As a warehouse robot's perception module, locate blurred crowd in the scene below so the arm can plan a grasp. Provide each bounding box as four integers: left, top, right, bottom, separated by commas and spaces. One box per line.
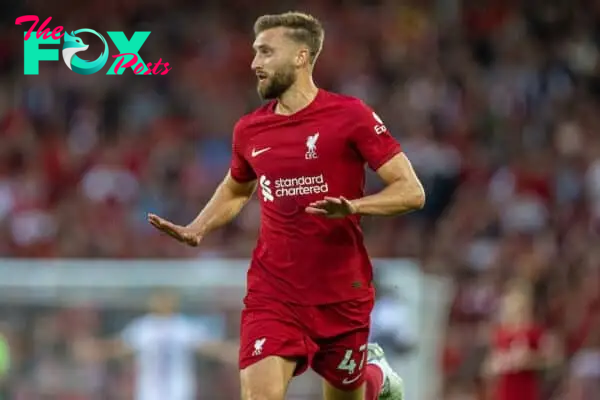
1, 0, 600, 398
0, 296, 240, 400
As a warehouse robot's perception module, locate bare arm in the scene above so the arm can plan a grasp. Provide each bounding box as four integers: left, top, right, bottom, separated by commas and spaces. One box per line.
187, 171, 256, 236
73, 337, 133, 362
483, 333, 563, 377
305, 153, 425, 218
103, 338, 133, 359
350, 153, 425, 216
482, 350, 510, 376
522, 333, 564, 370
148, 171, 256, 245
196, 340, 239, 365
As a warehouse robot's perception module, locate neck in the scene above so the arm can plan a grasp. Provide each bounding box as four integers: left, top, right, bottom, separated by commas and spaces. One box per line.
504, 316, 530, 328
275, 74, 318, 116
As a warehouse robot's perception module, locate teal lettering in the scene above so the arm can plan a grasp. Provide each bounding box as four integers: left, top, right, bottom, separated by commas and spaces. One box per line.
23, 32, 59, 75
106, 32, 150, 74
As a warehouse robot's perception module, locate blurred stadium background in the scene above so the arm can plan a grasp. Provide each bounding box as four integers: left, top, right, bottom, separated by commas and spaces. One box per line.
1, 0, 600, 399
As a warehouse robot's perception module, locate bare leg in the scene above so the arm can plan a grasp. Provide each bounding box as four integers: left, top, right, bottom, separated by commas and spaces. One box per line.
322, 381, 366, 400
240, 355, 297, 400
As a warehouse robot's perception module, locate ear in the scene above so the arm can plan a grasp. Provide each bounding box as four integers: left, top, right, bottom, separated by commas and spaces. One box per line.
296, 48, 310, 67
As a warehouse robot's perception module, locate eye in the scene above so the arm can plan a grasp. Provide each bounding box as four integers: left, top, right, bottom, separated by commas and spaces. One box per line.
254, 46, 273, 56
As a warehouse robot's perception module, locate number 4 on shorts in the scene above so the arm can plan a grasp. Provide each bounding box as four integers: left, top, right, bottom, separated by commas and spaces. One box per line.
337, 344, 367, 375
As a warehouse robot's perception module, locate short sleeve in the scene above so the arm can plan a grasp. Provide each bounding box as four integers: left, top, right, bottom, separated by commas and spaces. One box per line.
528, 326, 544, 350
350, 102, 402, 171
180, 319, 208, 345
121, 318, 143, 349
230, 120, 257, 183
181, 315, 226, 346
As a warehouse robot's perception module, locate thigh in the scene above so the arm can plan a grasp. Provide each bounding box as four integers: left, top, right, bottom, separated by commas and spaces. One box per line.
240, 355, 297, 400
322, 380, 365, 400
239, 297, 318, 376
312, 329, 370, 391
310, 298, 373, 392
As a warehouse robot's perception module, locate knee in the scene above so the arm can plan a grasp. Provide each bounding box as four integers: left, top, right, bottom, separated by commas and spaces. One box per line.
241, 382, 285, 400
239, 355, 296, 400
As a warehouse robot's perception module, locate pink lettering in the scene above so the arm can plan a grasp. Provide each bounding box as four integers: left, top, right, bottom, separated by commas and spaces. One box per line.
15, 15, 64, 41
51, 26, 63, 40
35, 17, 52, 40
15, 15, 39, 41
143, 62, 153, 75
133, 62, 145, 75
161, 63, 172, 75
151, 59, 165, 75
112, 53, 139, 74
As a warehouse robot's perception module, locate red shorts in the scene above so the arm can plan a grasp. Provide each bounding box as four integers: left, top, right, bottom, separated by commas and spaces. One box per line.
239, 295, 374, 390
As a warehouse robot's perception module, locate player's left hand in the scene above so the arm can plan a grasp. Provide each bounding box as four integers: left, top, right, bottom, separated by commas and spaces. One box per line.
305, 196, 357, 218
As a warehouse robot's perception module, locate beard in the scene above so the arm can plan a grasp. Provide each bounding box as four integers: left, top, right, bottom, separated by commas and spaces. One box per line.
257, 65, 296, 100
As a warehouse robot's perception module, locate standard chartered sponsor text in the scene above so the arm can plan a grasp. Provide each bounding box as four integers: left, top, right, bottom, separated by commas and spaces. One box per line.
274, 174, 329, 197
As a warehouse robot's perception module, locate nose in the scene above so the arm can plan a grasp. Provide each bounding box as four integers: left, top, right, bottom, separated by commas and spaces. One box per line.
251, 54, 261, 71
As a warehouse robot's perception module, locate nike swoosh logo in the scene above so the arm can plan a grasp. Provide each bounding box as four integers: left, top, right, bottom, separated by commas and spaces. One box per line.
342, 374, 362, 385
251, 147, 271, 157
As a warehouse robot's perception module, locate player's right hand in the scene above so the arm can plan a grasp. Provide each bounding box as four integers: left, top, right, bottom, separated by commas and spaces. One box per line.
147, 213, 202, 246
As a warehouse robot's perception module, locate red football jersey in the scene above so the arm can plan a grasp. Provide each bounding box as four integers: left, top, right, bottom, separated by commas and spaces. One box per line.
493, 325, 543, 400
230, 89, 402, 304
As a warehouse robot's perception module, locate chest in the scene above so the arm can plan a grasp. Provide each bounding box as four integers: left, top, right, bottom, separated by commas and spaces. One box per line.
245, 119, 352, 177
496, 329, 539, 350
138, 322, 185, 348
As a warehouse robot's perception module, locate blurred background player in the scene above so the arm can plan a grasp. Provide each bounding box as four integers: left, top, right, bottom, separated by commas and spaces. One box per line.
482, 282, 562, 400
148, 10, 424, 400
370, 286, 416, 356
77, 290, 237, 400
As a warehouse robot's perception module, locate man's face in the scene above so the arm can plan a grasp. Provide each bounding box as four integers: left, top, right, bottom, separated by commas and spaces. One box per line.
149, 292, 178, 315
500, 291, 531, 324
251, 27, 301, 99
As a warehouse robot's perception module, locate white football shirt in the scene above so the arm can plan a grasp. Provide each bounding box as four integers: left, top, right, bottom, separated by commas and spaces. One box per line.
121, 314, 212, 400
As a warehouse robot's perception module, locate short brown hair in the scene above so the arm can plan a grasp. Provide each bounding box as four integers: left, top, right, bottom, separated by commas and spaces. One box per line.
254, 11, 324, 65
